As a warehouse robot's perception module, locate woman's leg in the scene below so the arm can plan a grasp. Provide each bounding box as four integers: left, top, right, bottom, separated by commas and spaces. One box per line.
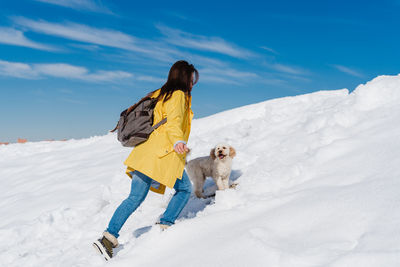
106, 171, 152, 238
159, 171, 192, 226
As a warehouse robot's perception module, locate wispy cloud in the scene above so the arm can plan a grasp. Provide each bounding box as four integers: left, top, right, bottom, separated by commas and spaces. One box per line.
0, 60, 132, 82
0, 60, 36, 79
68, 43, 101, 51
277, 73, 311, 83
157, 25, 254, 59
265, 62, 309, 75
258, 77, 287, 85
35, 63, 132, 82
260, 46, 279, 55
13, 17, 141, 51
163, 11, 191, 21
201, 68, 258, 79
11, 17, 259, 67
35, 0, 113, 14
199, 67, 258, 85
12, 17, 180, 62
0, 27, 58, 51
331, 64, 364, 77
7, 17, 308, 87
135, 75, 165, 83
199, 75, 241, 85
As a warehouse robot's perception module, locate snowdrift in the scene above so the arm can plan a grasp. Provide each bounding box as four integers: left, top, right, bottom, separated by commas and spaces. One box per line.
1, 74, 400, 267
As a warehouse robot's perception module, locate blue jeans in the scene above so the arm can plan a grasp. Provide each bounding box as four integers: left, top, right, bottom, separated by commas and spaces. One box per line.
106, 170, 192, 238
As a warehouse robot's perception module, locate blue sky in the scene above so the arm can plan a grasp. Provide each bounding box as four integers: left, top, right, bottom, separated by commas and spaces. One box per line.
1, 0, 399, 142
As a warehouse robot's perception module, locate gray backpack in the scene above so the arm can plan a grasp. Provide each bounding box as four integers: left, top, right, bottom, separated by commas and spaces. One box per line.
110, 92, 167, 147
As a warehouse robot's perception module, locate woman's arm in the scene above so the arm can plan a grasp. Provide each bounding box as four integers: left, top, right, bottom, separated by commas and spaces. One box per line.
163, 90, 188, 153
174, 142, 189, 154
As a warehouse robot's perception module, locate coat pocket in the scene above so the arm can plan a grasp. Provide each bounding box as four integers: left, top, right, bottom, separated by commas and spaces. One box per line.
156, 146, 174, 158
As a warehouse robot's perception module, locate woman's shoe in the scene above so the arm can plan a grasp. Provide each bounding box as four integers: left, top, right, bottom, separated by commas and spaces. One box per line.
156, 222, 170, 231
93, 232, 118, 261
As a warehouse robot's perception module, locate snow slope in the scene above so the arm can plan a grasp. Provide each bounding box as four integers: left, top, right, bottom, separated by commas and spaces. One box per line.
1, 74, 400, 267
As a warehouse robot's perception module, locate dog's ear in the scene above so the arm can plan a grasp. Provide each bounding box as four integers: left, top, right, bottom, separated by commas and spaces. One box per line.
229, 146, 236, 158
210, 148, 216, 160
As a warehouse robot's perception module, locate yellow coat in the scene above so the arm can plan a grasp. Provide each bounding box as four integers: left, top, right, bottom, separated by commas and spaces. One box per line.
123, 89, 193, 194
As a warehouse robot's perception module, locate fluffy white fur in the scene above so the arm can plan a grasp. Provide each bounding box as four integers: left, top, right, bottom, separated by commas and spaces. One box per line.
186, 144, 236, 198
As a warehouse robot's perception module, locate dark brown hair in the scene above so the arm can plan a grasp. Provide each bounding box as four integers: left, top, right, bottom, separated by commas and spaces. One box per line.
157, 60, 199, 102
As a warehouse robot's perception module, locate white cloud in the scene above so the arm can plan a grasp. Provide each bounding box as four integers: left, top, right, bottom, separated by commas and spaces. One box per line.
260, 46, 279, 55
11, 18, 260, 67
199, 75, 241, 85
12, 17, 180, 61
262, 62, 309, 76
180, 54, 227, 68
83, 70, 132, 82
201, 67, 258, 79
34, 63, 88, 79
0, 60, 132, 82
332, 64, 364, 78
35, 0, 113, 14
269, 63, 308, 75
157, 25, 254, 59
0, 27, 57, 51
136, 75, 165, 83
199, 67, 258, 85
277, 73, 311, 83
0, 60, 36, 79
13, 17, 142, 51
69, 43, 101, 51
258, 77, 287, 85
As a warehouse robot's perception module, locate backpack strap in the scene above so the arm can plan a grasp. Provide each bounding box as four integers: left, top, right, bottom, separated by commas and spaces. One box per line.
151, 118, 167, 130
110, 89, 160, 133
126, 95, 151, 115
110, 121, 119, 133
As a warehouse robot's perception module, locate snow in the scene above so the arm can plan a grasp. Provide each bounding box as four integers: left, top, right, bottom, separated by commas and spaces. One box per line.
1, 74, 400, 267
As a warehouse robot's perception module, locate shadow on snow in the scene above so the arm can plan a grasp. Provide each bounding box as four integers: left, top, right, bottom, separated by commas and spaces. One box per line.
131, 169, 242, 240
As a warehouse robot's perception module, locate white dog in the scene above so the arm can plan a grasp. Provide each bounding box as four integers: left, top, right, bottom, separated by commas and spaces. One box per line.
186, 144, 236, 198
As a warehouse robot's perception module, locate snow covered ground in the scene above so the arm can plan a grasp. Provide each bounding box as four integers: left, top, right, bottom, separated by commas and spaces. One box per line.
1, 74, 400, 267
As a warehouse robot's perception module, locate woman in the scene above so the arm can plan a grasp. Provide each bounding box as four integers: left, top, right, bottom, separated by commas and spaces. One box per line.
93, 60, 199, 260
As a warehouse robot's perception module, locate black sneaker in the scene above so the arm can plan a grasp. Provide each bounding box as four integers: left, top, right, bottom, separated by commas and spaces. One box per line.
93, 236, 114, 261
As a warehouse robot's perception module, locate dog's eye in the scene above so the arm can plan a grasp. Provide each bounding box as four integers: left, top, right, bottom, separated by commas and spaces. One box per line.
223, 147, 226, 149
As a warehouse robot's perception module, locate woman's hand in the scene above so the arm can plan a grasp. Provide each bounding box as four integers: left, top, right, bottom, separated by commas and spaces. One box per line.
174, 142, 190, 154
